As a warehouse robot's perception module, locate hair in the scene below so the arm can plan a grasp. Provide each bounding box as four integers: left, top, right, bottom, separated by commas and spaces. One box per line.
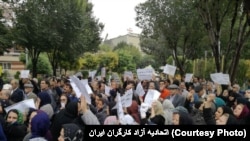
64, 82, 73, 90
40, 79, 50, 87
6, 109, 24, 124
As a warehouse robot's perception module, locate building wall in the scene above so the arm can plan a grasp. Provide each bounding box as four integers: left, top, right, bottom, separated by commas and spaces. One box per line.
0, 53, 25, 76
103, 33, 141, 51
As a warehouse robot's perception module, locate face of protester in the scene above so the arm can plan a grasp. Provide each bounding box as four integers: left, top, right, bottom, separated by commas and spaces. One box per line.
10, 80, 18, 90
172, 113, 179, 125
233, 104, 244, 118
159, 82, 165, 91
216, 114, 228, 125
7, 111, 18, 123
63, 85, 72, 94
169, 88, 177, 96
28, 111, 38, 132
24, 86, 33, 94
245, 90, 250, 99
40, 81, 48, 90
215, 107, 223, 120
222, 90, 229, 97
58, 128, 65, 141
148, 82, 155, 90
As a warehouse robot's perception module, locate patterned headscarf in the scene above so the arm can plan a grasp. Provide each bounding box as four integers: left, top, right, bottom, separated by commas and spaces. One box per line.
62, 123, 83, 141
6, 109, 24, 124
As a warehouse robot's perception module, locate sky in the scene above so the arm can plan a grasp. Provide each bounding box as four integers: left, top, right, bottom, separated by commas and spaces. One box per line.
89, 0, 147, 40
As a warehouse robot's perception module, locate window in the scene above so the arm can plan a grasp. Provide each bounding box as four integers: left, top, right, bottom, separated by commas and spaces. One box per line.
1, 62, 11, 70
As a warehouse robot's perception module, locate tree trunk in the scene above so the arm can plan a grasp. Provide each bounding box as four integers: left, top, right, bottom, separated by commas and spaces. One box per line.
32, 58, 38, 78
230, 45, 242, 84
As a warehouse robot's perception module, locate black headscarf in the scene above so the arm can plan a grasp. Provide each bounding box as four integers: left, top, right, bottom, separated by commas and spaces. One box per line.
37, 92, 51, 108
62, 123, 83, 141
64, 102, 79, 118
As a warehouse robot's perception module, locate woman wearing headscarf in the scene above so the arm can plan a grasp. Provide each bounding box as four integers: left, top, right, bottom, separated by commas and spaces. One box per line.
36, 91, 54, 119
233, 99, 250, 125
3, 109, 27, 141
162, 99, 175, 125
29, 112, 50, 141
50, 101, 80, 141
142, 100, 166, 125
23, 109, 53, 141
203, 97, 239, 125
172, 106, 194, 125
58, 123, 83, 141
127, 100, 140, 124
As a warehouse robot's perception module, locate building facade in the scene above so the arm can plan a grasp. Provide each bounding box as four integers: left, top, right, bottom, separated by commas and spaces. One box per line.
103, 33, 142, 52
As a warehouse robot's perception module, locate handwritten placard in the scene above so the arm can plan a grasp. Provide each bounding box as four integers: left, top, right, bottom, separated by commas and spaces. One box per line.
163, 64, 176, 76
185, 73, 193, 82
112, 73, 121, 84
121, 89, 133, 107
124, 71, 133, 80
144, 89, 160, 107
135, 82, 145, 96
20, 70, 30, 78
136, 68, 154, 81
210, 73, 230, 85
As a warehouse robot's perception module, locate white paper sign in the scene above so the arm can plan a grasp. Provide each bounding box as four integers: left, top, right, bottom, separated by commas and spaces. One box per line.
222, 74, 230, 85
112, 73, 121, 84
5, 99, 36, 114
80, 80, 93, 95
96, 76, 102, 81
210, 73, 230, 85
20, 70, 30, 78
70, 75, 91, 104
101, 67, 106, 77
163, 64, 176, 76
144, 89, 160, 107
124, 71, 133, 80
104, 85, 111, 96
117, 93, 124, 121
136, 68, 154, 81
121, 89, 133, 107
70, 82, 81, 98
89, 70, 97, 79
75, 72, 82, 77
81, 79, 88, 85
185, 73, 193, 82
135, 82, 145, 96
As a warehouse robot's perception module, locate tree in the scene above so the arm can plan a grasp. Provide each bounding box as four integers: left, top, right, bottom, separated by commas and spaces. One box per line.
11, 0, 103, 77
80, 52, 99, 70
113, 42, 142, 67
135, 0, 205, 76
46, 0, 104, 76
113, 50, 136, 73
27, 53, 52, 75
0, 8, 13, 54
196, 0, 250, 83
12, 0, 52, 77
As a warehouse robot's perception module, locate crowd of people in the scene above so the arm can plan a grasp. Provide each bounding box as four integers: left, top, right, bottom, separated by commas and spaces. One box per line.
0, 73, 250, 141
